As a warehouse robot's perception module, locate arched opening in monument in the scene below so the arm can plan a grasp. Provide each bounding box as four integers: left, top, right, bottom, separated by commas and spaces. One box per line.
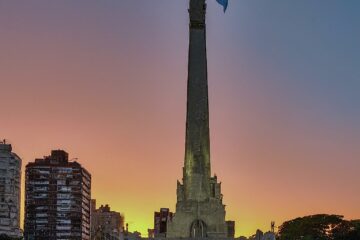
190, 219, 207, 238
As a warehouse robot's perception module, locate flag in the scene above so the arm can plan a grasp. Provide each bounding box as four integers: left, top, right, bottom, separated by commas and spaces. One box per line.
216, 0, 228, 12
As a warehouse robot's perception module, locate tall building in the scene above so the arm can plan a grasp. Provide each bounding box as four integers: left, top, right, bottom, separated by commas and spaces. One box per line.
153, 208, 173, 238
90, 199, 124, 240
24, 150, 91, 240
166, 0, 232, 238
147, 229, 155, 238
226, 221, 235, 238
0, 140, 22, 238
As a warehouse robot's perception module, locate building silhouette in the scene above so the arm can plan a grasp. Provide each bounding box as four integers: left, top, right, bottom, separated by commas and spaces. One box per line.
122, 223, 141, 240
153, 208, 173, 238
90, 199, 124, 240
166, 0, 233, 238
226, 221, 235, 238
0, 140, 22, 238
24, 150, 91, 240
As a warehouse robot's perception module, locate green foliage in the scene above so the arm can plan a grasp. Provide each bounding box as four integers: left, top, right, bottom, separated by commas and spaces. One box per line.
277, 214, 360, 240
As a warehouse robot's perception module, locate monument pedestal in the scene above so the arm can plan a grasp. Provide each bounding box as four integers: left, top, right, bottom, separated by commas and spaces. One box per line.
167, 177, 227, 238
167, 199, 227, 238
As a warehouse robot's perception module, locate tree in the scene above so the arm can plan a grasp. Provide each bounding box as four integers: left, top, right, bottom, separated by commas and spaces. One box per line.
331, 220, 360, 240
277, 214, 360, 240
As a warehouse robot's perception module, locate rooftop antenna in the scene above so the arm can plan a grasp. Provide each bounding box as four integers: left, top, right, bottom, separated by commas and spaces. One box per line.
271, 221, 275, 233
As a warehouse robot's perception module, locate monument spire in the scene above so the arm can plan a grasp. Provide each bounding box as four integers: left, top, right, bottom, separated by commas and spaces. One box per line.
183, 0, 211, 201
167, 1, 230, 237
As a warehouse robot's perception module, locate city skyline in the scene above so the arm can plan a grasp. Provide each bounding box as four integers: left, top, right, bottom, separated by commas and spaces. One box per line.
1, 0, 360, 237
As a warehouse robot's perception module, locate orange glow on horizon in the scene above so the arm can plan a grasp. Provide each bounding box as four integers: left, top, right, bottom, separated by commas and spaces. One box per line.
1, 1, 359, 238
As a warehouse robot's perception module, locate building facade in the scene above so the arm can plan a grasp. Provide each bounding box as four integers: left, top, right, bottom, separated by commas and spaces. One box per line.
226, 221, 235, 238
90, 200, 124, 240
0, 141, 22, 238
24, 150, 91, 240
153, 208, 173, 238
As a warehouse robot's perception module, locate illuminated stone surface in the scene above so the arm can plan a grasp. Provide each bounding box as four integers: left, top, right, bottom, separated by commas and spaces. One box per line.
166, 0, 229, 238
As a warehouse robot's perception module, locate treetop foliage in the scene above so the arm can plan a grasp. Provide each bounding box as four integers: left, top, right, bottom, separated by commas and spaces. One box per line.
277, 214, 360, 240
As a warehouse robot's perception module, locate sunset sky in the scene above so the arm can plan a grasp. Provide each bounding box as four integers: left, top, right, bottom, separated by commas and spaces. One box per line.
1, 0, 359, 237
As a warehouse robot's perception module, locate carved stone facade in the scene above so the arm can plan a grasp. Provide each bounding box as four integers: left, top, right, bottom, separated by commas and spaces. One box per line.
168, 177, 227, 238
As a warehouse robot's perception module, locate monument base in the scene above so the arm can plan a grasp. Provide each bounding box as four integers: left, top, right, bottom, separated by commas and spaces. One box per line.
166, 177, 228, 238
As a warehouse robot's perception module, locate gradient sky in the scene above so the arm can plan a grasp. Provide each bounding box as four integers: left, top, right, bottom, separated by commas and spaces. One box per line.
1, 0, 359, 237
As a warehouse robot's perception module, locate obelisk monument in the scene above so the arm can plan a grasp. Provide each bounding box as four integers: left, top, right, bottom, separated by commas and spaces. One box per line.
166, 0, 229, 238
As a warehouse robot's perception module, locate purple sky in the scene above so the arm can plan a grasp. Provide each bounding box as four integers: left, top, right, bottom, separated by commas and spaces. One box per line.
0, 0, 359, 237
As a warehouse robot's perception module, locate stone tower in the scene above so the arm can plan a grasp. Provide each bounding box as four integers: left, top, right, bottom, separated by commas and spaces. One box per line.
166, 0, 228, 238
